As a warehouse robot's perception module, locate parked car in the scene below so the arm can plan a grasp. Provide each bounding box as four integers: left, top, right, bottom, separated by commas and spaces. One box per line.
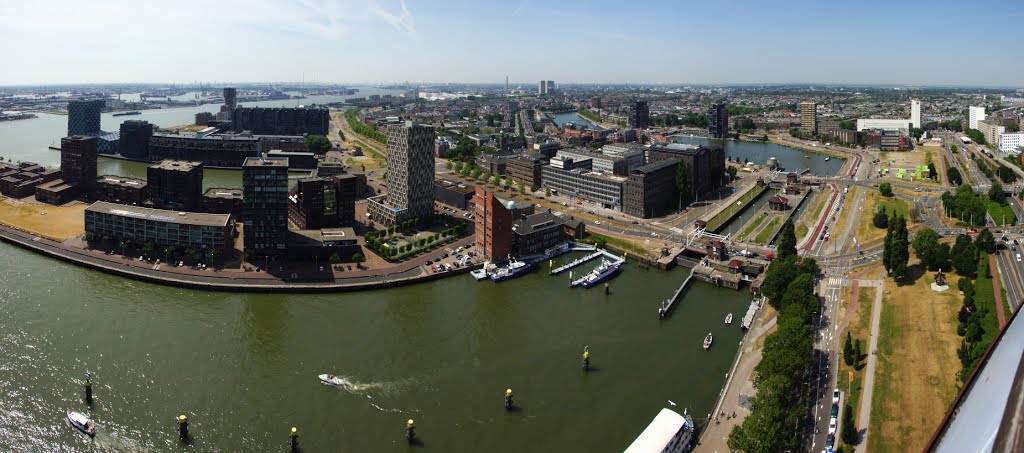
830, 403, 838, 418
832, 389, 840, 404
828, 418, 837, 435
826, 433, 836, 450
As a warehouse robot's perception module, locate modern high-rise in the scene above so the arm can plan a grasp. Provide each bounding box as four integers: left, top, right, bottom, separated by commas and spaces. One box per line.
910, 100, 921, 129
243, 156, 290, 255
367, 121, 436, 226
119, 120, 153, 158
60, 135, 98, 188
969, 106, 986, 130
800, 102, 817, 134
647, 143, 726, 204
632, 101, 650, 129
538, 81, 546, 95
67, 100, 104, 136
223, 87, 237, 109
708, 103, 729, 139
147, 159, 204, 211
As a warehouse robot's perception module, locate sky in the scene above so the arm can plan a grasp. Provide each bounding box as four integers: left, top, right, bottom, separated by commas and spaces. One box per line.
0, 0, 1022, 87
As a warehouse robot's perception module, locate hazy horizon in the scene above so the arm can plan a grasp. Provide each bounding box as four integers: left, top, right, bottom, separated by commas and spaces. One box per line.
1, 0, 1022, 87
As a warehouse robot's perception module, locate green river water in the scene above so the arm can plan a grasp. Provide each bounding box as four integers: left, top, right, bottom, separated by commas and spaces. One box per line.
0, 245, 752, 451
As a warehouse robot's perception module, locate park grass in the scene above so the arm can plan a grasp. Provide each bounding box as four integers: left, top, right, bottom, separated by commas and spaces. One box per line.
868, 265, 961, 453
984, 199, 1018, 227
973, 267, 1002, 348
855, 190, 914, 246
0, 198, 86, 241
795, 223, 808, 241
837, 286, 875, 438
705, 184, 766, 232
583, 232, 652, 258
753, 217, 781, 244
735, 211, 767, 241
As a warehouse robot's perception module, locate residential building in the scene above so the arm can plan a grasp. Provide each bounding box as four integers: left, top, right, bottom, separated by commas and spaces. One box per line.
977, 120, 1006, 147
147, 160, 204, 211
555, 148, 632, 175
194, 112, 215, 126
646, 143, 725, 203
223, 87, 237, 109
969, 106, 986, 130
0, 162, 60, 198
95, 175, 148, 205
61, 135, 98, 188
473, 187, 514, 262
999, 133, 1024, 154
367, 121, 436, 226
67, 100, 103, 136
202, 188, 244, 217
231, 107, 329, 136
287, 176, 355, 230
506, 154, 549, 189
633, 101, 650, 129
856, 99, 921, 131
590, 98, 602, 109
800, 102, 817, 134
434, 180, 475, 210
622, 159, 680, 218
708, 103, 728, 138
541, 162, 626, 211
267, 150, 316, 169
477, 153, 513, 175
119, 120, 153, 159
149, 132, 262, 167
243, 156, 290, 255
816, 115, 840, 135
84, 201, 232, 251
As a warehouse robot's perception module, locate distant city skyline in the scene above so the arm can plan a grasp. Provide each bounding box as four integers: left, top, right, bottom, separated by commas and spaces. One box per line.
1, 0, 1022, 87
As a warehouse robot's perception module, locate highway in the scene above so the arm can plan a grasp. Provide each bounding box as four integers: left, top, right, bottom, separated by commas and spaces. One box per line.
995, 241, 1024, 312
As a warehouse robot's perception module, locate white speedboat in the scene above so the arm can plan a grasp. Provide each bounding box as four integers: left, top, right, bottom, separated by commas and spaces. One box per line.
67, 409, 96, 437
725, 313, 733, 324
703, 333, 713, 350
319, 374, 348, 386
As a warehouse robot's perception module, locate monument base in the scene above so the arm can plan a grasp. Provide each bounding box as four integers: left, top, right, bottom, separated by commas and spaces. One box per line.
931, 283, 949, 292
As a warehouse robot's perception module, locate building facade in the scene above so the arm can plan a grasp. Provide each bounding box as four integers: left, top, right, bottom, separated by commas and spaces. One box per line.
231, 107, 329, 136
367, 122, 436, 226
147, 160, 204, 211
119, 120, 153, 159
999, 133, 1024, 154
969, 106, 986, 130
203, 188, 244, 217
149, 133, 262, 168
540, 164, 626, 211
555, 148, 632, 175
708, 103, 729, 139
473, 187, 514, 262
243, 156, 290, 255
434, 180, 475, 210
647, 143, 725, 204
67, 100, 104, 136
622, 159, 680, 218
85, 201, 232, 251
633, 101, 650, 129
95, 175, 148, 205
799, 102, 817, 134
511, 211, 582, 256
506, 154, 548, 189
287, 177, 352, 230
977, 120, 1006, 147
0, 162, 60, 198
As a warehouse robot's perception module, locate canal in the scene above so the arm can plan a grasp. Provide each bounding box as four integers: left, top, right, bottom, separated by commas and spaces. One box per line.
670, 136, 846, 176
551, 111, 603, 130
0, 246, 753, 451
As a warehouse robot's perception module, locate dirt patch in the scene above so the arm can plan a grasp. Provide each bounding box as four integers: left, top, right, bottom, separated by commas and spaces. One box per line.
0, 197, 86, 241
868, 264, 961, 453
855, 190, 915, 246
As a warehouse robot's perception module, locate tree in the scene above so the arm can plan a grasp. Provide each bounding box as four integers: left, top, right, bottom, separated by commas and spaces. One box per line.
947, 166, 963, 186
843, 332, 854, 366
329, 253, 341, 264
951, 234, 979, 277
517, 180, 526, 194
776, 219, 798, 260
841, 402, 858, 445
854, 339, 863, 365
989, 182, 1006, 205
975, 228, 996, 254
675, 160, 692, 209
304, 135, 332, 154
873, 206, 889, 229
726, 166, 738, 182
912, 227, 940, 269
445, 161, 453, 170
928, 162, 938, 181
545, 187, 551, 197
883, 215, 909, 279
878, 182, 893, 197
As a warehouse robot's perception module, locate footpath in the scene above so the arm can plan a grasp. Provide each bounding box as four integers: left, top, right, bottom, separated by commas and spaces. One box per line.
0, 222, 475, 292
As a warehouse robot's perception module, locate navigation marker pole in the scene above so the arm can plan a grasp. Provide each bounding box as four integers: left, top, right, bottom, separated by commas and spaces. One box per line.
178, 415, 189, 440
290, 426, 299, 451
406, 419, 416, 443
84, 371, 92, 404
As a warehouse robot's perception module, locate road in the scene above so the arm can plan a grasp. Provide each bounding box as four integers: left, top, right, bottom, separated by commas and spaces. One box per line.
808, 273, 846, 451
994, 244, 1024, 312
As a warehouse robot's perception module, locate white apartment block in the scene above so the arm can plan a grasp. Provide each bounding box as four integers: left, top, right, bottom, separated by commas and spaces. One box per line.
968, 106, 986, 130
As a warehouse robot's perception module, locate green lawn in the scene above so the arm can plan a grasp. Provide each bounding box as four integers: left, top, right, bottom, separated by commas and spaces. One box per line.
796, 223, 809, 240
736, 212, 767, 241
706, 185, 766, 232
583, 232, 648, 257
985, 199, 1017, 226
753, 217, 781, 244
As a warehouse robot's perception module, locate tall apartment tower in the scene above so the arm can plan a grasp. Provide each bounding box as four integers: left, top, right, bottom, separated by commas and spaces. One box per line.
969, 106, 986, 130
147, 159, 204, 211
243, 156, 290, 255
60, 135, 98, 189
538, 81, 547, 95
633, 101, 650, 129
800, 102, 817, 134
223, 87, 237, 109
67, 100, 104, 136
545, 80, 555, 94
367, 121, 436, 226
708, 103, 729, 139
119, 120, 153, 158
910, 100, 921, 129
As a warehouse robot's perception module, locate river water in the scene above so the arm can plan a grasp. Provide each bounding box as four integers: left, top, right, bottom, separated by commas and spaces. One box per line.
0, 247, 751, 451
551, 112, 602, 130
670, 136, 845, 177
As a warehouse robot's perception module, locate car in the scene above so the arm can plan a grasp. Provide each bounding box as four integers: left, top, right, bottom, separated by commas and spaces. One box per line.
425, 260, 432, 266
830, 403, 838, 418
587, 211, 595, 215
594, 221, 601, 225
832, 389, 840, 404
631, 220, 639, 225
607, 216, 613, 220
441, 253, 449, 258
828, 418, 837, 435
1018, 253, 1022, 263
1015, 239, 1020, 245
826, 433, 836, 450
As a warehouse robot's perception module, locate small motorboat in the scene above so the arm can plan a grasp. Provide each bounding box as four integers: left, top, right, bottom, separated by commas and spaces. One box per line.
725, 313, 733, 324
825, 156, 831, 161
319, 374, 347, 386
703, 333, 713, 350
67, 409, 96, 437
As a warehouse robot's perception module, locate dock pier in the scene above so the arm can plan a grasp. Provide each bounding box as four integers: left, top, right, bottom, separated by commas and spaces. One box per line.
550, 248, 624, 276
659, 265, 697, 318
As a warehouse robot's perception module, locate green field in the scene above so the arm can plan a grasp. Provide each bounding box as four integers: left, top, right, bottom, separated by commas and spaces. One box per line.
753, 217, 781, 244
985, 199, 1017, 226
706, 185, 766, 232
735, 212, 767, 241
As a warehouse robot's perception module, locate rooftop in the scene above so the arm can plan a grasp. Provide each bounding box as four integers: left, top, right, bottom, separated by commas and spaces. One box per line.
203, 188, 243, 199
97, 175, 146, 188
86, 201, 230, 227
243, 156, 289, 167
631, 158, 680, 174
149, 159, 201, 172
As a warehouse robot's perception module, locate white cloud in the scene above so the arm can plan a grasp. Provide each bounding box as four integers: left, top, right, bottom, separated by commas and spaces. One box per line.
369, 0, 416, 39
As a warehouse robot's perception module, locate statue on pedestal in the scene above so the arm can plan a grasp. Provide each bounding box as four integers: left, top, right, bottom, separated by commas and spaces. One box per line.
935, 268, 946, 287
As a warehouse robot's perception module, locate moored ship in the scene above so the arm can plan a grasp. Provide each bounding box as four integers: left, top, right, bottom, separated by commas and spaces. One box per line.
571, 259, 622, 288
490, 258, 534, 282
